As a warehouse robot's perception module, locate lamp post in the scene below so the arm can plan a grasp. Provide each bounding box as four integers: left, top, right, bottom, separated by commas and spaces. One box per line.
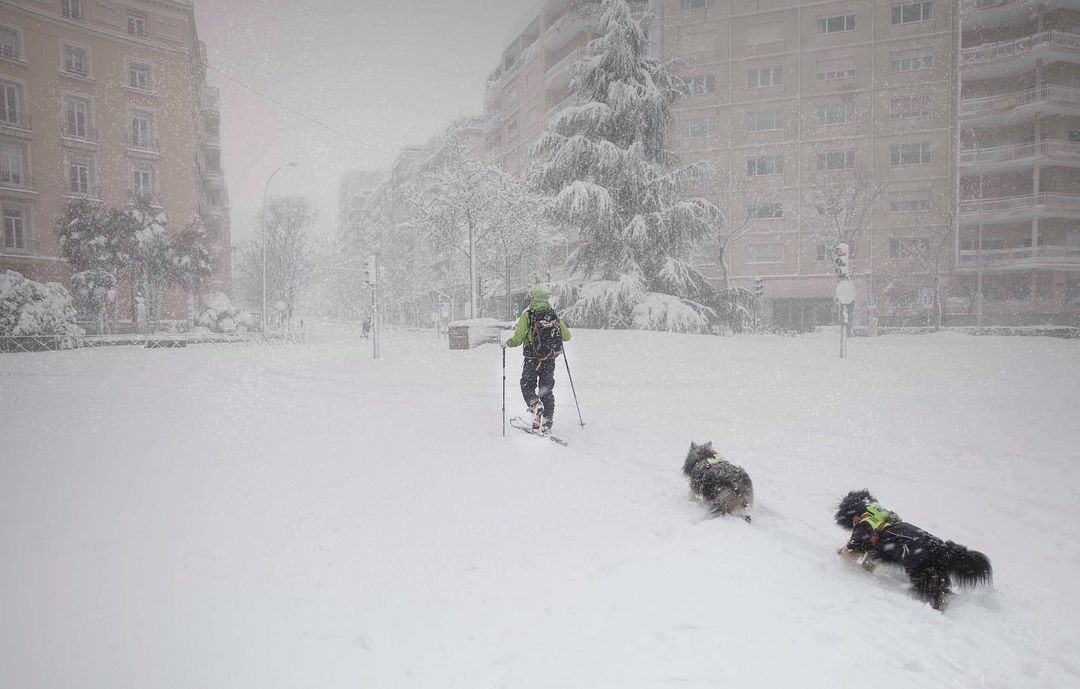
261, 162, 298, 332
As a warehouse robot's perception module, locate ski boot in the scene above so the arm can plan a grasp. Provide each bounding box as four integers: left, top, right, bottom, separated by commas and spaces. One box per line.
529, 400, 545, 430
541, 414, 554, 434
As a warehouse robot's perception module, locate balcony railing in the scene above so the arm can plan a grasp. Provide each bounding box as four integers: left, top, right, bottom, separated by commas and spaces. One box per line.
960, 139, 1080, 165
545, 44, 600, 84
961, 0, 1017, 12
962, 31, 1080, 65
960, 192, 1080, 215
129, 137, 160, 153
62, 123, 98, 143
0, 110, 32, 132
958, 245, 1080, 266
960, 84, 1080, 115
0, 44, 20, 60
0, 171, 34, 191
66, 184, 102, 201
1, 239, 41, 256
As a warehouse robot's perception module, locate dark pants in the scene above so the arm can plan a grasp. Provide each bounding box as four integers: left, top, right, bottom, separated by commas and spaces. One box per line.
520, 357, 556, 419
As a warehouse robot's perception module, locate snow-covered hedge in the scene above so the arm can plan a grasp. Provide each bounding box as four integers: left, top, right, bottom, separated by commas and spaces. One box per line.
0, 270, 84, 345
553, 277, 715, 334
196, 292, 254, 334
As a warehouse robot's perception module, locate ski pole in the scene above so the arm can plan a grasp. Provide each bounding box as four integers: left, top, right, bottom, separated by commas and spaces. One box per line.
562, 347, 584, 428
501, 345, 506, 437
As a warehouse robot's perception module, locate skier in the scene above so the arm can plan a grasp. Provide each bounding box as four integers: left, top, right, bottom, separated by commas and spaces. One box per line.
504, 287, 571, 432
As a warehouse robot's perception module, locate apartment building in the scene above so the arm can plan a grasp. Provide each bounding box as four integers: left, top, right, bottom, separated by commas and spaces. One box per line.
959, 0, 1080, 325
0, 0, 230, 322
483, 0, 656, 175
665, 0, 962, 329
351, 116, 486, 325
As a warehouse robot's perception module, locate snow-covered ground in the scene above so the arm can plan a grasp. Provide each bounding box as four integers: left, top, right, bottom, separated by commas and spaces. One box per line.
2, 325, 1078, 689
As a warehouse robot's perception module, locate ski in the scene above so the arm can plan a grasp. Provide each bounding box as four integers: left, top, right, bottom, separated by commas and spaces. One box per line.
509, 417, 568, 446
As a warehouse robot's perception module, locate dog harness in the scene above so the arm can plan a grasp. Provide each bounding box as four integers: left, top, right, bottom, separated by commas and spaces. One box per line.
707, 452, 727, 465
853, 503, 894, 547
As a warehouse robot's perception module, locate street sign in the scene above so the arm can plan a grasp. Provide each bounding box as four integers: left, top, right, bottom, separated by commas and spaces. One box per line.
867, 294, 877, 309
836, 280, 856, 305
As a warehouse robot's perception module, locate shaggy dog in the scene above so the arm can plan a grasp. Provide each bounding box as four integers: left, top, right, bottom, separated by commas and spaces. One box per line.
683, 441, 754, 522
835, 490, 993, 610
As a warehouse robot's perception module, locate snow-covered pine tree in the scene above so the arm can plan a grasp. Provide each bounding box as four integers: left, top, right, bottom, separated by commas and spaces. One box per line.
532, 0, 722, 332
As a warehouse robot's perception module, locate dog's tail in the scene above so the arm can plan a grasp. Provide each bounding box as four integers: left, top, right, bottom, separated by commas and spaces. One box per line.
943, 541, 993, 589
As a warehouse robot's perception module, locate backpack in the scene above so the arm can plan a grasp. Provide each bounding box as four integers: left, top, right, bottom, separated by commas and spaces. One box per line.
528, 306, 563, 361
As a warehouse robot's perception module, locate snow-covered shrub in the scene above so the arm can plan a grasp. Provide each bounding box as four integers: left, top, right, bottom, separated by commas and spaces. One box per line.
71, 269, 117, 335
196, 292, 252, 333
0, 270, 84, 345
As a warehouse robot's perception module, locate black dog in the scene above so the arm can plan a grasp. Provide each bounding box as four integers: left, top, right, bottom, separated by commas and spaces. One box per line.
835, 490, 992, 610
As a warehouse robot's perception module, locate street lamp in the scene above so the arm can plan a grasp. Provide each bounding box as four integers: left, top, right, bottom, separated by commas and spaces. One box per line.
261, 162, 298, 332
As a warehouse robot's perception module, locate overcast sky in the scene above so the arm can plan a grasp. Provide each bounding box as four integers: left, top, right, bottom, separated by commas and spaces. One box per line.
194, 0, 532, 245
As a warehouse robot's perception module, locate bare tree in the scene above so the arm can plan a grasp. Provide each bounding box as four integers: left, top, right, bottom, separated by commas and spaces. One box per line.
888, 204, 958, 330
238, 196, 316, 328
409, 144, 524, 319
799, 174, 884, 265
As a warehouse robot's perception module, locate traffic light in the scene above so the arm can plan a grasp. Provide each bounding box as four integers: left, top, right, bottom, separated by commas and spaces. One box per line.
753, 277, 765, 297
833, 243, 850, 279
364, 256, 377, 285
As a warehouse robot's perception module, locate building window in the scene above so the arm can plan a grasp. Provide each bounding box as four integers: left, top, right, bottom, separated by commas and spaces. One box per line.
815, 241, 832, 261
960, 238, 1006, 251
62, 0, 84, 20
746, 110, 783, 132
816, 101, 856, 125
128, 62, 152, 90
0, 140, 25, 187
890, 95, 931, 119
892, 2, 932, 25
127, 11, 147, 37
1069, 130, 1080, 143
889, 237, 930, 258
63, 44, 88, 76
681, 74, 716, 96
524, 70, 536, 91
682, 0, 714, 10
891, 49, 933, 72
891, 142, 932, 166
130, 110, 154, 149
64, 95, 92, 139
816, 149, 856, 171
817, 14, 855, 34
0, 26, 19, 60
746, 155, 783, 176
68, 156, 93, 195
747, 65, 783, 89
132, 163, 154, 196
749, 201, 784, 219
816, 58, 856, 82
681, 117, 716, 138
0, 82, 25, 128
889, 194, 934, 212
749, 243, 784, 263
2, 206, 26, 251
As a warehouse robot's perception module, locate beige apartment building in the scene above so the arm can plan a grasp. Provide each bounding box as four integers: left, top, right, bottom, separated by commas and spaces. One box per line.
484, 0, 1080, 328
0, 0, 229, 322
959, 0, 1080, 325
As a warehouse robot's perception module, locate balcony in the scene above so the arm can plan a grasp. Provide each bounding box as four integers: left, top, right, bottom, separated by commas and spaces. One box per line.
65, 185, 102, 202
957, 245, 1080, 271
128, 136, 160, 154
962, 31, 1080, 76
962, 1, 1074, 28
0, 44, 21, 61
61, 123, 98, 145
545, 44, 599, 90
0, 110, 32, 134
960, 85, 1080, 121
0, 171, 34, 193
960, 139, 1080, 169
546, 92, 580, 123
1, 239, 41, 257
959, 192, 1080, 220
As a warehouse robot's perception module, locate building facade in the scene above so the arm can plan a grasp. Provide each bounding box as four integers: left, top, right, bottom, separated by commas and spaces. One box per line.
0, 0, 230, 322
959, 0, 1080, 325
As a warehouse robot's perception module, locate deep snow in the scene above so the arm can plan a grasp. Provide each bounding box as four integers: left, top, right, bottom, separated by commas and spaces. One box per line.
1, 325, 1078, 689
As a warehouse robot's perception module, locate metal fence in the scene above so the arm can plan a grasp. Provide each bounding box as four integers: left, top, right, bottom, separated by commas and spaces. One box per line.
0, 330, 305, 354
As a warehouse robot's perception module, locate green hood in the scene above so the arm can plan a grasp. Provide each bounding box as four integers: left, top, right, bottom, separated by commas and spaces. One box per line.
528, 287, 551, 309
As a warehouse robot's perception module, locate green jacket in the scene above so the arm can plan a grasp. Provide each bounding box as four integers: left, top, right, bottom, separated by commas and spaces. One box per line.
506, 294, 571, 348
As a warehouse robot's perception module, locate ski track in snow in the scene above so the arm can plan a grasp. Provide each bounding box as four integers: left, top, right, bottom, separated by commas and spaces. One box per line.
1, 324, 1078, 689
